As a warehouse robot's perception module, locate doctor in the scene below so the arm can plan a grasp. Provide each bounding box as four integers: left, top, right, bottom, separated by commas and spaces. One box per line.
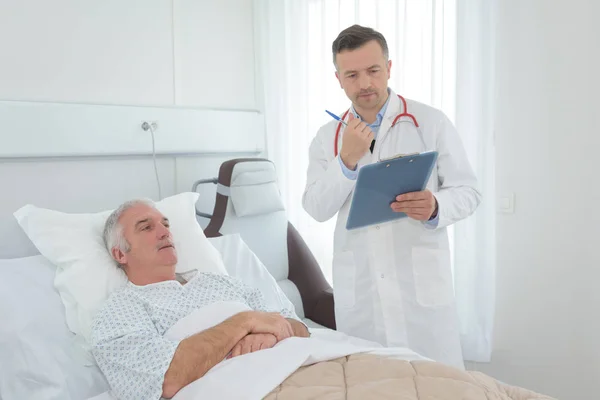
302, 25, 481, 369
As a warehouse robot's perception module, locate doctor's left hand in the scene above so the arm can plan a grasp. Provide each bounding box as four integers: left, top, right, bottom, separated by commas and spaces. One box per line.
228, 333, 278, 358
391, 189, 438, 221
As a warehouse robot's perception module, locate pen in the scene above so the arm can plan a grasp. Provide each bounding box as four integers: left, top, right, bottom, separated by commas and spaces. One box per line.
325, 110, 348, 126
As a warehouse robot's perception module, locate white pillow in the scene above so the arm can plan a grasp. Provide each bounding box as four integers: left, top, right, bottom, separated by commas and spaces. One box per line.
13, 192, 227, 344
0, 256, 110, 400
208, 233, 298, 316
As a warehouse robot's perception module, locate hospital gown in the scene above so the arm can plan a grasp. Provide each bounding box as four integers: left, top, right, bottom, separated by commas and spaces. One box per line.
90, 271, 300, 400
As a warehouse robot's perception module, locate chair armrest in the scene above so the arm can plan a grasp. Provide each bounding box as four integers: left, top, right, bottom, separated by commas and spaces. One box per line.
309, 288, 336, 330
287, 223, 336, 330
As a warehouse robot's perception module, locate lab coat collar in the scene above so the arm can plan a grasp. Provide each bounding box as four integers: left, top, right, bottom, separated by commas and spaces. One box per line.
383, 88, 402, 120
370, 89, 401, 161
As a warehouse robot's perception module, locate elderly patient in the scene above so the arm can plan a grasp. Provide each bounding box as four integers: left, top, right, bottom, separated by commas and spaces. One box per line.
90, 199, 309, 400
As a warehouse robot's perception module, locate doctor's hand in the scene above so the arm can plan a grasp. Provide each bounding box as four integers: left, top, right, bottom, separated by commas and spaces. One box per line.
391, 189, 438, 221
228, 333, 277, 359
339, 113, 375, 170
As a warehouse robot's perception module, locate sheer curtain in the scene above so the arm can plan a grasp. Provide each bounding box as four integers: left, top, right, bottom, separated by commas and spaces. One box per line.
255, 0, 496, 362
454, 0, 497, 363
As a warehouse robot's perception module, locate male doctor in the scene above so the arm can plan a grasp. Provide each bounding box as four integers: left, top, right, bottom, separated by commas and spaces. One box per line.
302, 24, 481, 369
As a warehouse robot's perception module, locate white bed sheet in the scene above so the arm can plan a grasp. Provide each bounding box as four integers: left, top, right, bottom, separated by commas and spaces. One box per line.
0, 256, 109, 400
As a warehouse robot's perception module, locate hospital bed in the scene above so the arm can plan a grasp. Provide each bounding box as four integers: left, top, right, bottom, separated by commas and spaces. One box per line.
0, 157, 556, 400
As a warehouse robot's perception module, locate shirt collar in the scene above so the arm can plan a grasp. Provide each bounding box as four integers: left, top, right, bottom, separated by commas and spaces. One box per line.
350, 88, 391, 124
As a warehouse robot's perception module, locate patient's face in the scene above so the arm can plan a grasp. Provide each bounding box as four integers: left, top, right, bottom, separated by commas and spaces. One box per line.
113, 204, 178, 273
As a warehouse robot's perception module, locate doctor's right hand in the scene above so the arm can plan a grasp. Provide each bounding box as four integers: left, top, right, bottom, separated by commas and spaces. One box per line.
339, 113, 375, 171
240, 311, 294, 342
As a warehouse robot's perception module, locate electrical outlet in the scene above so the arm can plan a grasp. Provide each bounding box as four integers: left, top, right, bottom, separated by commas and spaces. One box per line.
497, 193, 515, 214
141, 121, 158, 131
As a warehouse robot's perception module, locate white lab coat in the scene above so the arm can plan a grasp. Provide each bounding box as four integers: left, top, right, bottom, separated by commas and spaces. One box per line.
302, 90, 481, 369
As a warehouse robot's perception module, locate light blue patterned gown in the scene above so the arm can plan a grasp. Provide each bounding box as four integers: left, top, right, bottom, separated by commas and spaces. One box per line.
90, 272, 300, 400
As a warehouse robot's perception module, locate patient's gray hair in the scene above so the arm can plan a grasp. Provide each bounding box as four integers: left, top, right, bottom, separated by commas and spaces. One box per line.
103, 199, 156, 267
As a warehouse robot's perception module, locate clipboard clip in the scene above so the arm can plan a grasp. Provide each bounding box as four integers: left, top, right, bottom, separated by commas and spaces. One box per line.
379, 152, 420, 163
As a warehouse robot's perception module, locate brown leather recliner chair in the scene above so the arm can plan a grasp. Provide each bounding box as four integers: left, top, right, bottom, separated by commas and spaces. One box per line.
193, 158, 335, 330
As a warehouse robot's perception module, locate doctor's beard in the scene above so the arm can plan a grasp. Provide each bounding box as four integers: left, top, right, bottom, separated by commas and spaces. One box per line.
353, 89, 385, 111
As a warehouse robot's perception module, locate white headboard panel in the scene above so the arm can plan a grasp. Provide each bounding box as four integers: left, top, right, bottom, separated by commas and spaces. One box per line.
0, 101, 265, 157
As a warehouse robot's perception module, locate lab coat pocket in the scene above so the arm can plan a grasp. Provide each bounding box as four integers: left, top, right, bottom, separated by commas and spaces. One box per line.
411, 246, 453, 308
332, 250, 357, 309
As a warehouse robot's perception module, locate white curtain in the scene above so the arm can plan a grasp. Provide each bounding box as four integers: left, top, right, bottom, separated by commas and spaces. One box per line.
454, 0, 497, 363
255, 0, 496, 362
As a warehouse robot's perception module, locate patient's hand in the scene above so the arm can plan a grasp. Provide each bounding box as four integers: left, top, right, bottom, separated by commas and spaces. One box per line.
229, 333, 277, 358
241, 311, 294, 342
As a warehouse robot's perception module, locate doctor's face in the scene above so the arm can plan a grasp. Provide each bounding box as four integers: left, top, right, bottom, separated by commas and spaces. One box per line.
335, 40, 391, 112
113, 204, 178, 273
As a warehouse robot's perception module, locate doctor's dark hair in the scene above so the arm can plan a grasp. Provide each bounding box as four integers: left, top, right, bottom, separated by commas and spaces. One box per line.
103, 198, 156, 269
332, 24, 389, 68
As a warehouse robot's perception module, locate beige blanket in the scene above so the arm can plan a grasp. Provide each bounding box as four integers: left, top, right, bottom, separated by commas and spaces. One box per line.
265, 354, 556, 400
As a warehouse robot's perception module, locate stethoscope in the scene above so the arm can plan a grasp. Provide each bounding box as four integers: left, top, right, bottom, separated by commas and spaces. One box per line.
333, 94, 427, 161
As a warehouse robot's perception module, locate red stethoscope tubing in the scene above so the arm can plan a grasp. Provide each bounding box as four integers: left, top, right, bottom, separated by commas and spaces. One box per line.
333, 94, 418, 157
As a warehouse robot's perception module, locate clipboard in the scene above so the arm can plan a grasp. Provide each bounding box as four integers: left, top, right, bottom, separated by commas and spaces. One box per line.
346, 151, 439, 230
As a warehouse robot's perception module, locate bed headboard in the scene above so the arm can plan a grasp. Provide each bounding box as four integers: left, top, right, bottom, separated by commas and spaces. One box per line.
0, 100, 264, 158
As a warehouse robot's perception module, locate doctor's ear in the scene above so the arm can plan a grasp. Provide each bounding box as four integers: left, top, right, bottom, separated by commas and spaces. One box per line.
387, 60, 392, 77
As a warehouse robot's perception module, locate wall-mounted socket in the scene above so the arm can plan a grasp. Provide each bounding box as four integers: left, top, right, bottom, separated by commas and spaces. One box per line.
141, 121, 158, 131
497, 193, 515, 214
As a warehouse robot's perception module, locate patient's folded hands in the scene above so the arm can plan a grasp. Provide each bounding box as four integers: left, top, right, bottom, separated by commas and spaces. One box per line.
242, 311, 294, 341
229, 333, 278, 358
228, 311, 309, 358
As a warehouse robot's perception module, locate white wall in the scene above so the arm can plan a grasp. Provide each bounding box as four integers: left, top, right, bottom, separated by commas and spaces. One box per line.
0, 0, 262, 222
474, 1, 600, 399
